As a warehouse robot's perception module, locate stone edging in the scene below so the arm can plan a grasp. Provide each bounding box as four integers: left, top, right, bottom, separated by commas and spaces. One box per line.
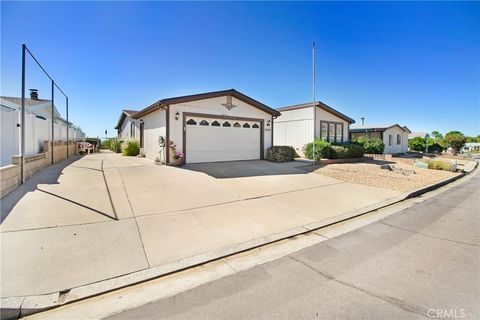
1, 160, 478, 320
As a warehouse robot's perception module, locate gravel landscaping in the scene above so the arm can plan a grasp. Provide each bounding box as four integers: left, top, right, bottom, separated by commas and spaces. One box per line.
314, 160, 460, 192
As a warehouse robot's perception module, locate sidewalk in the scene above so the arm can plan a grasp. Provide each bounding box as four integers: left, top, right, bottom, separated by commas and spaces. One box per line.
2, 151, 410, 307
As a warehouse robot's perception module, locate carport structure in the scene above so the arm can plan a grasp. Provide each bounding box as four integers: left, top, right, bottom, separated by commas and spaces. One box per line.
131, 89, 281, 164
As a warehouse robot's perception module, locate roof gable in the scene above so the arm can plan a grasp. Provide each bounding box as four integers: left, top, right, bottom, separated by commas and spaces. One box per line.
276, 101, 355, 123
115, 109, 138, 129
133, 89, 280, 119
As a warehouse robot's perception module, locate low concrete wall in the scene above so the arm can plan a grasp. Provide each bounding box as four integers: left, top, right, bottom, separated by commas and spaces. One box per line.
0, 141, 78, 199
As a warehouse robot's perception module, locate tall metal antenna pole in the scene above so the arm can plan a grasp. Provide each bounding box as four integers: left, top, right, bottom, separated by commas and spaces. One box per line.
312, 42, 316, 165
21, 44, 26, 184
51, 80, 55, 164
66, 96, 69, 158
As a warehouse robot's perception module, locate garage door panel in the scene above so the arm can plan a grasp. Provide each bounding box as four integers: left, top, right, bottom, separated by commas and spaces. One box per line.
185, 117, 261, 164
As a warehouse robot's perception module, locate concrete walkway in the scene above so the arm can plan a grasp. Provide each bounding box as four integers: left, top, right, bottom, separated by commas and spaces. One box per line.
1, 152, 401, 298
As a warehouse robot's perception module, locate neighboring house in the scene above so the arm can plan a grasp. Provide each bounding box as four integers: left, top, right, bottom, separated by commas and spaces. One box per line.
349, 124, 411, 154
115, 109, 139, 140
461, 143, 480, 153
0, 89, 84, 166
273, 101, 355, 152
409, 132, 430, 140
131, 89, 280, 164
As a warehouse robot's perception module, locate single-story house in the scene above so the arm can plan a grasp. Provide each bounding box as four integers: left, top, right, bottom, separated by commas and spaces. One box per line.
273, 101, 355, 152
115, 109, 139, 140
461, 142, 480, 153
131, 89, 281, 164
349, 124, 411, 154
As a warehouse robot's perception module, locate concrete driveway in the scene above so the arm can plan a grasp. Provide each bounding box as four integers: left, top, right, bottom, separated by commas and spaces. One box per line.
1, 152, 401, 298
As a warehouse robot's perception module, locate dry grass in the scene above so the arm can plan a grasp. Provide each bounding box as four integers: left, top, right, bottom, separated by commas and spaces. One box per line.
314, 160, 460, 192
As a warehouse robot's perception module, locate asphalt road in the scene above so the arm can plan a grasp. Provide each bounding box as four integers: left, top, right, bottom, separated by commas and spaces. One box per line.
109, 173, 480, 320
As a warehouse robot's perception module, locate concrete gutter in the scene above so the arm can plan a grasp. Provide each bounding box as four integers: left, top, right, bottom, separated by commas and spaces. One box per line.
1, 161, 478, 320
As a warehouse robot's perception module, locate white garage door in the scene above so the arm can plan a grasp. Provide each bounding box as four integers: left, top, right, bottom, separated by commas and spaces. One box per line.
185, 116, 261, 163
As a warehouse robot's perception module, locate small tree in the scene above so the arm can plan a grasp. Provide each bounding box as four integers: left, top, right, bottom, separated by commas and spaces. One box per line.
444, 131, 466, 153
408, 137, 426, 152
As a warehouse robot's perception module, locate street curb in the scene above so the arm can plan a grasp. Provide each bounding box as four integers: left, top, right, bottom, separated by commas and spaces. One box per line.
1, 161, 478, 319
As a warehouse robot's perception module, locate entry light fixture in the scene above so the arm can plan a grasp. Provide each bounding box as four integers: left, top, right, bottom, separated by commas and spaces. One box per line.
175, 112, 180, 121
267, 119, 271, 127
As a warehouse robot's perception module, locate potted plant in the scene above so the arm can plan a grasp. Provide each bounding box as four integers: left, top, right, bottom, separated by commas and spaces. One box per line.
169, 141, 184, 166
174, 152, 184, 166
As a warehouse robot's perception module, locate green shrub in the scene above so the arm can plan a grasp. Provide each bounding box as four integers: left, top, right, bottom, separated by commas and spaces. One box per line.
122, 140, 140, 156
303, 139, 332, 160
110, 139, 122, 153
409, 137, 426, 152
330, 145, 348, 159
355, 136, 385, 154
330, 143, 365, 159
101, 139, 112, 149
427, 160, 453, 171
266, 146, 298, 162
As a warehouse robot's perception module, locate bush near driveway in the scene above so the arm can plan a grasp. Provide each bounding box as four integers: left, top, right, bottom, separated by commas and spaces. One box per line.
110, 139, 122, 153
354, 136, 385, 154
428, 160, 455, 171
303, 139, 332, 160
330, 143, 365, 159
266, 146, 298, 162
122, 140, 140, 156
304, 140, 364, 160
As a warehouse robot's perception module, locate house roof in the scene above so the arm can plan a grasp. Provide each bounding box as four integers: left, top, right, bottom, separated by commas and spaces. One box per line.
132, 89, 281, 119
276, 101, 355, 124
409, 132, 430, 139
0, 96, 50, 107
350, 124, 410, 133
115, 109, 139, 129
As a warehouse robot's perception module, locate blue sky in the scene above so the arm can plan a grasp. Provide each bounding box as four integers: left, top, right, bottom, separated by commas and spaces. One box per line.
1, 1, 479, 137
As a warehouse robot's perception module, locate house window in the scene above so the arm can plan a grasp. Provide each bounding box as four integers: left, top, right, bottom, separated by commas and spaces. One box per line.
211, 121, 221, 127
388, 135, 393, 146
321, 123, 328, 140
243, 123, 251, 128
397, 134, 401, 145
328, 123, 335, 142
186, 119, 197, 125
336, 123, 343, 142
130, 122, 135, 138
320, 121, 344, 142
199, 120, 209, 126
233, 122, 241, 128
252, 123, 259, 128
223, 121, 231, 127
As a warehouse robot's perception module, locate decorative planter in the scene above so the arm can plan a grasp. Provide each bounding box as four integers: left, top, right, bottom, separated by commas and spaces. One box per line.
174, 159, 184, 167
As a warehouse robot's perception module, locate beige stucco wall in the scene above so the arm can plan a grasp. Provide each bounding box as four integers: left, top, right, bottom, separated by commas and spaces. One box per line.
168, 96, 273, 161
